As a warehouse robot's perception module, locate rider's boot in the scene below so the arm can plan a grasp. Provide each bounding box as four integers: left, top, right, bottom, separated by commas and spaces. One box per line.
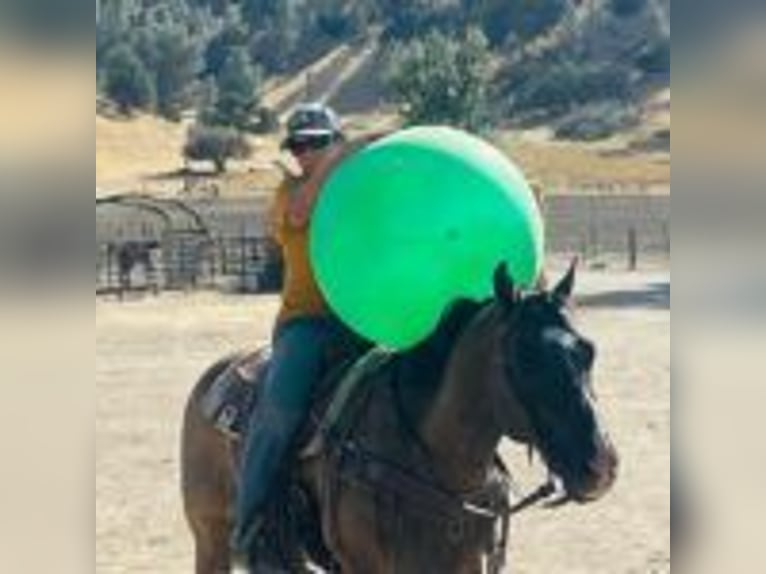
230, 404, 302, 565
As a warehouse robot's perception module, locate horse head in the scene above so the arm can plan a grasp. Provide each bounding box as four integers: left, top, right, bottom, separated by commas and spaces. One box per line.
492, 260, 618, 503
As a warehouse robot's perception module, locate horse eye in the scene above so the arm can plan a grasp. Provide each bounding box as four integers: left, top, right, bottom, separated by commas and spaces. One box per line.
517, 338, 542, 369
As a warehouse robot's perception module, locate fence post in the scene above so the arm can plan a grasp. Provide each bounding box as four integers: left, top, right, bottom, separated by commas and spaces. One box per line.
240, 222, 248, 292
208, 235, 219, 288
114, 228, 124, 299
588, 195, 598, 261
580, 233, 589, 263
628, 226, 637, 271
106, 243, 116, 292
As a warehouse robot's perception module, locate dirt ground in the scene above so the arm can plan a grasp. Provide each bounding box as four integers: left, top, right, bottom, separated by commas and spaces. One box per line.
96, 264, 670, 573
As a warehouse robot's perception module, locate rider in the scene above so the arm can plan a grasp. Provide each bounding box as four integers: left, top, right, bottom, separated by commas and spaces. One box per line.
231, 102, 379, 556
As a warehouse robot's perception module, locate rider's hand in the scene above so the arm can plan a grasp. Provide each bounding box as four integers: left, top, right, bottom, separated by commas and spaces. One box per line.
286, 131, 394, 227
287, 194, 312, 227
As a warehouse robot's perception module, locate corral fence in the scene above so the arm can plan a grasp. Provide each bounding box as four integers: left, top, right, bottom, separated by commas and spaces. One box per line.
96, 191, 669, 298
543, 193, 670, 268
96, 193, 283, 298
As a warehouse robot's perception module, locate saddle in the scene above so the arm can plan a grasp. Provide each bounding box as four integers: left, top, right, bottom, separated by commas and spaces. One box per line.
198, 328, 379, 448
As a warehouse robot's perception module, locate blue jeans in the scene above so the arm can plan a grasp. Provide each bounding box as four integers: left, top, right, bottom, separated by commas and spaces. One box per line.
231, 317, 340, 554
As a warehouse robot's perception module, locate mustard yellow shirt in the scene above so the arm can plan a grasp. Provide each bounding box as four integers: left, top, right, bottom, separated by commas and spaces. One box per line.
270, 176, 330, 325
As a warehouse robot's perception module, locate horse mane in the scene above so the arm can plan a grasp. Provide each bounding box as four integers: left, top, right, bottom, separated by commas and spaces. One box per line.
409, 298, 486, 364
393, 298, 487, 409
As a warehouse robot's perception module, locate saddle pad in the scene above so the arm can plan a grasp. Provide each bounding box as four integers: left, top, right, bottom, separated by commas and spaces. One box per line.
200, 346, 390, 447
199, 349, 270, 439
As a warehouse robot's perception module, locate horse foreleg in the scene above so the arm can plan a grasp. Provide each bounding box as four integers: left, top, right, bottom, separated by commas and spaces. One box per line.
188, 512, 232, 574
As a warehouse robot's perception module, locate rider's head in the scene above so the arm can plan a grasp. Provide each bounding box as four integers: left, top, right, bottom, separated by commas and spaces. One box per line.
282, 102, 344, 174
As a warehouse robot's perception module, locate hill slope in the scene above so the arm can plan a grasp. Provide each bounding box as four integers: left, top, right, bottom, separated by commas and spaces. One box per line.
97, 114, 187, 191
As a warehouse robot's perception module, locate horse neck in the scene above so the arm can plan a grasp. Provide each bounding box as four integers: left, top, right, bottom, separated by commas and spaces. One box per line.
421, 304, 506, 492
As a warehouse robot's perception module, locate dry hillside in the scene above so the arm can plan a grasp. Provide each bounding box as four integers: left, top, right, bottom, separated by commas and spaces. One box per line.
96, 109, 668, 195
97, 114, 188, 192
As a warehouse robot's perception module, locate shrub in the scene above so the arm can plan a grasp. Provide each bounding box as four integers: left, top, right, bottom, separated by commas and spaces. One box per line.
509, 58, 632, 116
554, 101, 639, 141
183, 125, 252, 173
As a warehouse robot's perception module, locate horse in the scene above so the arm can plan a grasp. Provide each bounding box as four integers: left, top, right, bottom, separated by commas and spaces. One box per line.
181, 261, 618, 573
111, 240, 161, 296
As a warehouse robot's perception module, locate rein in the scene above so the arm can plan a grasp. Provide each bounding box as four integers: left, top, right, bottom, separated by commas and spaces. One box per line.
508, 480, 557, 514
327, 421, 555, 574
330, 436, 512, 573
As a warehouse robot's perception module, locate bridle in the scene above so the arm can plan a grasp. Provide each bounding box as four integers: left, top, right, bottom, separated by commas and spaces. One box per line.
498, 298, 581, 490
497, 296, 603, 511
494, 301, 569, 511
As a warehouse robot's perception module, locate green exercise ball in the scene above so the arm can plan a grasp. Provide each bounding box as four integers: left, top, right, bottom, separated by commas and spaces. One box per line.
310, 126, 544, 349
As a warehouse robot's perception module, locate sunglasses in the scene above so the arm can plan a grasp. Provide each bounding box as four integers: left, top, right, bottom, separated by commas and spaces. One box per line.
286, 134, 334, 155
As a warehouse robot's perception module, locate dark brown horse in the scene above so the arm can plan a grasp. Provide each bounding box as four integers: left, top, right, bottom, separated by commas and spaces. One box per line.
181, 262, 618, 573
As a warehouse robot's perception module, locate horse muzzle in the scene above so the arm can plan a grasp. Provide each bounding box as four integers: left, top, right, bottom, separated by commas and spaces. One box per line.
565, 437, 619, 503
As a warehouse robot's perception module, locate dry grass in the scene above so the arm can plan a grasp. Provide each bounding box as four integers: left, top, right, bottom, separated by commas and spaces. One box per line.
96, 114, 189, 192
96, 108, 670, 196
96, 115, 288, 196
502, 135, 670, 192
498, 88, 671, 192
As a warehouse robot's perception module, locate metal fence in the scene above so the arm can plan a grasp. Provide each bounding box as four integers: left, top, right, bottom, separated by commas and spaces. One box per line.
96, 192, 669, 298
543, 194, 670, 266
96, 234, 282, 297
96, 193, 281, 297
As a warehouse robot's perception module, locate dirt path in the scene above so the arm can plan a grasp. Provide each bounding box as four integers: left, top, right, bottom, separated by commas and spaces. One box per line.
96, 267, 669, 573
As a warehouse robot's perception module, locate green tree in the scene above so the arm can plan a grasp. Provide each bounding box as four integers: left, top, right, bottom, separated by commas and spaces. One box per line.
136, 25, 203, 120
510, 57, 631, 115
102, 43, 156, 114
378, 0, 456, 40
460, 0, 566, 47
610, 0, 647, 18
314, 0, 372, 39
636, 37, 669, 76
183, 124, 252, 173
242, 0, 280, 27
203, 14, 248, 78
385, 27, 492, 130
207, 47, 261, 130
243, 0, 305, 72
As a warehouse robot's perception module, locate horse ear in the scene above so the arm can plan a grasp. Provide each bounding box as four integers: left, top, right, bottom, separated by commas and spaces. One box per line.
552, 257, 578, 304
493, 262, 518, 307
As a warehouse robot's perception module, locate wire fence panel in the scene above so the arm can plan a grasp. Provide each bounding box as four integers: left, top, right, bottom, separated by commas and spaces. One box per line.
543, 194, 670, 260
